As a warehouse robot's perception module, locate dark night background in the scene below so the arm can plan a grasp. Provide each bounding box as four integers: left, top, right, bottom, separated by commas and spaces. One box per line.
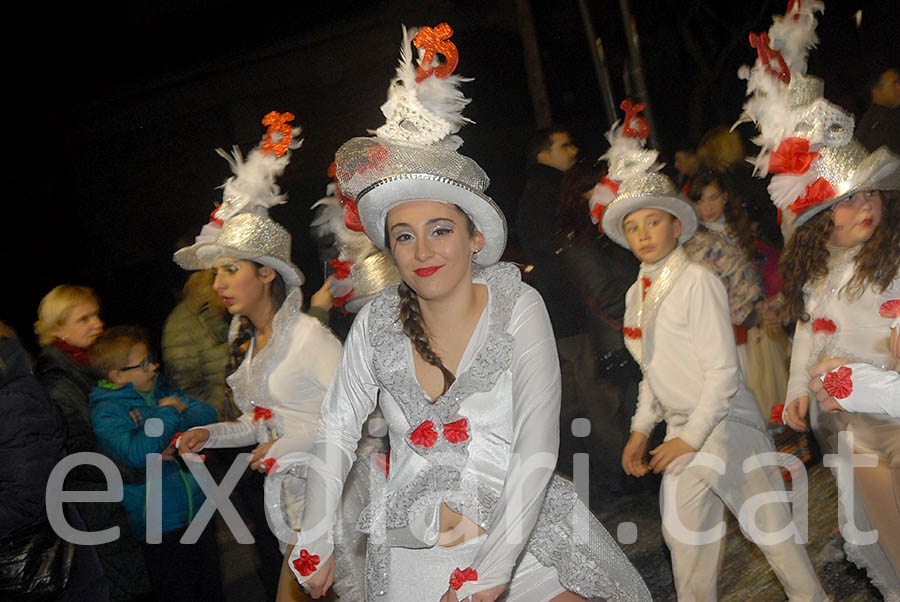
9, 0, 899, 357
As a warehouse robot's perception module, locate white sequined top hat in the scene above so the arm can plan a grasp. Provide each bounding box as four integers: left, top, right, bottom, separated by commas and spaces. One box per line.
173, 111, 306, 288
735, 0, 900, 239
332, 23, 507, 266
596, 99, 698, 249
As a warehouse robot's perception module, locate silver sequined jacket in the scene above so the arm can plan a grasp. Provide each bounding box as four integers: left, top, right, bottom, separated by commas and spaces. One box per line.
291, 263, 652, 602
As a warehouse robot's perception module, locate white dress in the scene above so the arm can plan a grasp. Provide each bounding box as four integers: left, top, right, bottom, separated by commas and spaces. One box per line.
289, 263, 651, 602
193, 287, 342, 541
784, 244, 900, 599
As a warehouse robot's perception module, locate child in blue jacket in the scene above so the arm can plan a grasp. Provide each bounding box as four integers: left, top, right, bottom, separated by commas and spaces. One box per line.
89, 325, 223, 600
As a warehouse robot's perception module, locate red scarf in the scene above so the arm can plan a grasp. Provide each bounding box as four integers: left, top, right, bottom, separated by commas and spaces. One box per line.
52, 339, 91, 369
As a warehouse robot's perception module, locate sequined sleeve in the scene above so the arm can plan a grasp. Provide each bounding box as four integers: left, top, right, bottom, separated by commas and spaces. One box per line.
455, 287, 561, 599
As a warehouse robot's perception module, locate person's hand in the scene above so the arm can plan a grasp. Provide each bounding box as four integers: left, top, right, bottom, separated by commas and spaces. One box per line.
128, 408, 143, 428
622, 431, 650, 477
250, 439, 278, 473
762, 296, 784, 328
809, 358, 851, 414
302, 553, 334, 599
784, 395, 810, 431
159, 396, 187, 413
178, 428, 210, 462
649, 437, 696, 474
160, 445, 178, 461
310, 279, 334, 312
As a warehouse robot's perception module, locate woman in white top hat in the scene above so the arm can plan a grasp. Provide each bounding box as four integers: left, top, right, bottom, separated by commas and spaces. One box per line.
737, 2, 900, 597
287, 24, 651, 602
174, 113, 346, 601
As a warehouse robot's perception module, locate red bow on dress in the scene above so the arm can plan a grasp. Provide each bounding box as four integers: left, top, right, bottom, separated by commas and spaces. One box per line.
410, 418, 470, 447
253, 406, 273, 422
812, 318, 837, 334
768, 138, 818, 175
449, 567, 478, 590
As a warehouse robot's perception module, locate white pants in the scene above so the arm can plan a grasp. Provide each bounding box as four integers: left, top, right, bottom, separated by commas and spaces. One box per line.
388, 534, 565, 601
660, 420, 827, 602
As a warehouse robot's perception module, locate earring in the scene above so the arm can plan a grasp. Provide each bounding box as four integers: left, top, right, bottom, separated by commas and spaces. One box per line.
473, 248, 481, 257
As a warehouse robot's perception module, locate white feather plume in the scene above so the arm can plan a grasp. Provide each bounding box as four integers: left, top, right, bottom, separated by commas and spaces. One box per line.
599, 120, 661, 183
376, 25, 473, 148
214, 126, 302, 222
767, 170, 819, 211
734, 1, 824, 176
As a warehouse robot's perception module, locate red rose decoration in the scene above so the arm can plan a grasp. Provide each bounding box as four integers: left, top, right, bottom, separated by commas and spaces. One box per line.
253, 406, 273, 422
880, 300, 900, 319
410, 420, 439, 448
262, 457, 279, 475
768, 137, 818, 175
443, 418, 469, 444
292, 549, 320, 577
623, 327, 642, 339
812, 318, 837, 334
770, 403, 785, 425
330, 257, 352, 280
823, 366, 854, 400
787, 177, 836, 216
449, 567, 478, 590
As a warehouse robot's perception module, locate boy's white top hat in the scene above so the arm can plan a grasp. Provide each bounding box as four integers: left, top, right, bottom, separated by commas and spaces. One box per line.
594, 99, 697, 249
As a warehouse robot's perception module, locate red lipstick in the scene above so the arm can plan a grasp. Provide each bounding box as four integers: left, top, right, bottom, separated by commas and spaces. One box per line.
860, 218, 873, 227
414, 266, 443, 277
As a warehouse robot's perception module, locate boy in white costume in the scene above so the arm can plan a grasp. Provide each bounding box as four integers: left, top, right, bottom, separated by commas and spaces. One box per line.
592, 100, 827, 602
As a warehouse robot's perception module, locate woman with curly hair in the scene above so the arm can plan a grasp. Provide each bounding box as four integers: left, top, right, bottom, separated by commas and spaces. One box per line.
780, 187, 900, 590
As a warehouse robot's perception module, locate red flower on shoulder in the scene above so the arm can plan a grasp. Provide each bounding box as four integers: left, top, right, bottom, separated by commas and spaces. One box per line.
770, 403, 785, 425
812, 318, 837, 334
409, 420, 439, 448
623, 327, 642, 339
823, 366, 854, 400
449, 567, 478, 590
292, 549, 320, 577
880, 300, 900, 319
641, 277, 652, 300
253, 406, 273, 422
443, 418, 469, 444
